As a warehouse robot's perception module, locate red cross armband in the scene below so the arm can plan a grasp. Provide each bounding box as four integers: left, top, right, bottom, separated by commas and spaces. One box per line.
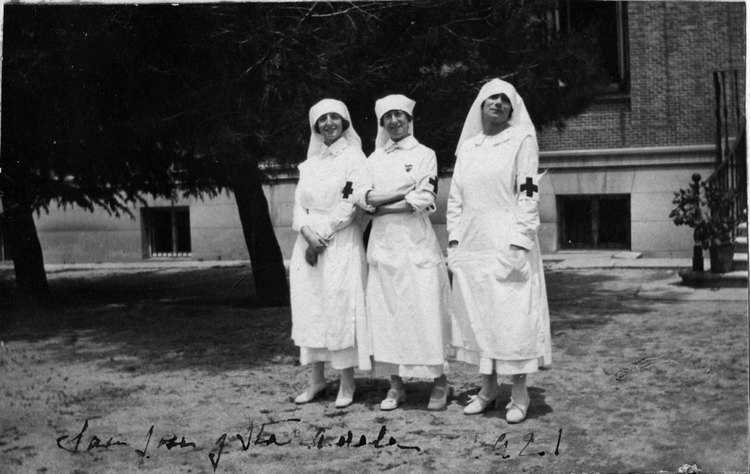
405, 175, 438, 214
341, 181, 354, 200
518, 172, 546, 201
428, 176, 438, 195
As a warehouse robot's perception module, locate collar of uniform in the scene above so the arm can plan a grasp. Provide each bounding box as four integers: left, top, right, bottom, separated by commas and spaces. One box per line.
384, 135, 418, 153
473, 128, 512, 147
321, 136, 348, 159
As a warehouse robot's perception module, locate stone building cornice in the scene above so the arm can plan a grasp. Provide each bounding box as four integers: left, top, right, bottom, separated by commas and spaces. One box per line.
539, 144, 717, 169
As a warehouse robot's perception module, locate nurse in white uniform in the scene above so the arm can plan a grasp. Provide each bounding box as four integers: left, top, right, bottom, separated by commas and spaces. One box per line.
447, 79, 552, 423
353, 94, 452, 411
290, 99, 369, 409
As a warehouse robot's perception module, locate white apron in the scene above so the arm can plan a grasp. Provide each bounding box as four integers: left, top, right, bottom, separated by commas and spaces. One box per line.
448, 127, 551, 374
355, 136, 451, 377
289, 141, 369, 368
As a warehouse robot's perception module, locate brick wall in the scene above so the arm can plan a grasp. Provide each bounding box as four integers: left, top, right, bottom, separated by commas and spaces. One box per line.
538, 1, 745, 152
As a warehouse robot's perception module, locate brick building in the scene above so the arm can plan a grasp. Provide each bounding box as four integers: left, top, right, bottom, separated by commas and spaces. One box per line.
2, 1, 745, 264
532, 0, 745, 256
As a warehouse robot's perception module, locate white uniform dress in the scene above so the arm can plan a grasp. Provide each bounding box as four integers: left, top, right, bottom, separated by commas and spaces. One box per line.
290, 137, 370, 370
447, 126, 552, 375
354, 135, 451, 379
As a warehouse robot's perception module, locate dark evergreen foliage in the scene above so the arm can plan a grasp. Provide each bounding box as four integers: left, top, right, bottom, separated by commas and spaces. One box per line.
1, 1, 608, 303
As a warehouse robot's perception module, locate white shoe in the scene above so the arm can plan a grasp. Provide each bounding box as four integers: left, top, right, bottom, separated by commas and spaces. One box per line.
379, 387, 406, 411
335, 385, 355, 408
294, 382, 328, 404
427, 385, 452, 411
463, 387, 502, 415
505, 396, 529, 423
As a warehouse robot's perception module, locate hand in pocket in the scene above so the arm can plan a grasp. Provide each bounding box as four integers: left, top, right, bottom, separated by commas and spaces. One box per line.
496, 245, 529, 282
508, 245, 528, 268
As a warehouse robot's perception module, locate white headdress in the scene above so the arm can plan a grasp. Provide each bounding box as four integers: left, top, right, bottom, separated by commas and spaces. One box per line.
374, 94, 416, 149
307, 99, 362, 160
455, 79, 536, 155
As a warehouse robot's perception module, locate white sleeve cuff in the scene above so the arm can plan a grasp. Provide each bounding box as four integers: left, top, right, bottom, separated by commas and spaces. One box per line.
404, 190, 434, 213
509, 234, 534, 250
352, 188, 376, 213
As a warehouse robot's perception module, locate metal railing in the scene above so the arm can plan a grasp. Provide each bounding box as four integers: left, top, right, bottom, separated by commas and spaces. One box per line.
707, 70, 746, 242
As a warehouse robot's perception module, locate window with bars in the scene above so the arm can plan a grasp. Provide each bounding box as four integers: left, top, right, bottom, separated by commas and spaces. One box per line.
558, 195, 631, 250
143, 207, 191, 258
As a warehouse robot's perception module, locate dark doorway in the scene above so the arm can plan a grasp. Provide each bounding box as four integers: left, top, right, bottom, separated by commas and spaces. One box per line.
0, 216, 12, 261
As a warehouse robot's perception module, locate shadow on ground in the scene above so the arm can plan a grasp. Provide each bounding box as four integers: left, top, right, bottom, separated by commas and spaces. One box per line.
545, 269, 656, 335
1, 267, 657, 376
0, 266, 298, 375
1, 266, 747, 473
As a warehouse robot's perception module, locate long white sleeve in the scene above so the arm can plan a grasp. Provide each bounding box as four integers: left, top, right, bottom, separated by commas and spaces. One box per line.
404, 150, 438, 213
310, 151, 367, 239
350, 156, 376, 213
446, 148, 464, 243
292, 185, 313, 233
510, 136, 541, 250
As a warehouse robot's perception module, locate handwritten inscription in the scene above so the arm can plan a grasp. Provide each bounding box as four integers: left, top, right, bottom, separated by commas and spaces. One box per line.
207, 420, 419, 471
56, 419, 128, 453
56, 418, 423, 472
56, 421, 197, 469
308, 424, 420, 452
56, 420, 563, 471
490, 428, 563, 459
209, 419, 301, 472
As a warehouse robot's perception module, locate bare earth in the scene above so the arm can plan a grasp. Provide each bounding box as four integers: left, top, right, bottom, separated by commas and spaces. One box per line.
0, 265, 747, 474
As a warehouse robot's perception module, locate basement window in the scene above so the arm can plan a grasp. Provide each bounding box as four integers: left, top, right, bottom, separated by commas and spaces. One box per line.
558, 195, 631, 250
143, 207, 191, 258
0, 217, 11, 261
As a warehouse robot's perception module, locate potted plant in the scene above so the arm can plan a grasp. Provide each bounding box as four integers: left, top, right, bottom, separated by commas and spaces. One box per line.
669, 174, 742, 274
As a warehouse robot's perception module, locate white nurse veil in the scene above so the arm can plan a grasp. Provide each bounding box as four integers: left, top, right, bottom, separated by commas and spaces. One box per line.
374, 94, 416, 150
455, 79, 536, 156
306, 98, 362, 160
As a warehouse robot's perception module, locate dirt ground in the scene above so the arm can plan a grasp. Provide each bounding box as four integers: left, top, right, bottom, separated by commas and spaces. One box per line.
0, 265, 747, 474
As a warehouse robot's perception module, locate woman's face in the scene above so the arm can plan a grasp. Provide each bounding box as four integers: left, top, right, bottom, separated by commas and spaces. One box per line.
317, 112, 344, 145
482, 93, 512, 127
382, 110, 410, 142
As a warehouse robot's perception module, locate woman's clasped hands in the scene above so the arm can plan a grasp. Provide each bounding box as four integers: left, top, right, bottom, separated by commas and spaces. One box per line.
301, 226, 330, 266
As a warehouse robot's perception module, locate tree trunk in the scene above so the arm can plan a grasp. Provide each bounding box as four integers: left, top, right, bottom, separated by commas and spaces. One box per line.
6, 199, 50, 300
230, 162, 290, 307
